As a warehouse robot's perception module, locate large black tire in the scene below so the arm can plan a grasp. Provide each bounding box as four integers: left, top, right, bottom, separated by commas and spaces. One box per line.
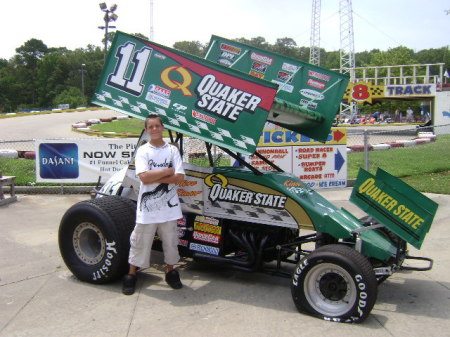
59, 196, 136, 284
291, 244, 377, 323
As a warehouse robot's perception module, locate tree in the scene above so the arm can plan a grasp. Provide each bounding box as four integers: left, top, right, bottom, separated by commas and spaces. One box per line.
271, 37, 298, 59
173, 41, 206, 57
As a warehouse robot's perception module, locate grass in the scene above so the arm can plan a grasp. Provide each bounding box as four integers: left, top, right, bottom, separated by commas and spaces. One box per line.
90, 118, 143, 134
347, 134, 450, 194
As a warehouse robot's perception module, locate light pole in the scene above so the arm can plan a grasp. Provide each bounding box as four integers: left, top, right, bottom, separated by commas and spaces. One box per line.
98, 3, 118, 58
81, 64, 86, 97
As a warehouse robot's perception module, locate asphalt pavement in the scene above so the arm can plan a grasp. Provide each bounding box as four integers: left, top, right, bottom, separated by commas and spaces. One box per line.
1, 189, 449, 337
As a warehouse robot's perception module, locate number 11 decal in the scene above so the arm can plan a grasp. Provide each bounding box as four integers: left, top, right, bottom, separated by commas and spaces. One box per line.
107, 42, 152, 96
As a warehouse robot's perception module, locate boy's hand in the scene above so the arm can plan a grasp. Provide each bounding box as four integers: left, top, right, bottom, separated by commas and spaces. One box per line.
166, 167, 175, 176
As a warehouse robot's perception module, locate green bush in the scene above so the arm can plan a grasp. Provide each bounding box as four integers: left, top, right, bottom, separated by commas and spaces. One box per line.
53, 87, 87, 109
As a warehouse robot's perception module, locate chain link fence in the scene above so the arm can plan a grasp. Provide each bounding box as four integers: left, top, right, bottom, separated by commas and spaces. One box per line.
346, 123, 450, 176
1, 124, 449, 194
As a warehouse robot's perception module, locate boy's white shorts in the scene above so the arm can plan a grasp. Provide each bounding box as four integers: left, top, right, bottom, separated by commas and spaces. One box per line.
128, 221, 180, 269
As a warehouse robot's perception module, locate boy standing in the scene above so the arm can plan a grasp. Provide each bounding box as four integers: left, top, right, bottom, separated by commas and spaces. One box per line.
123, 114, 185, 295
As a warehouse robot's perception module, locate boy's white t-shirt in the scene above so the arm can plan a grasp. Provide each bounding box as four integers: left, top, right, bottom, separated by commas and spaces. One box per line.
135, 142, 185, 224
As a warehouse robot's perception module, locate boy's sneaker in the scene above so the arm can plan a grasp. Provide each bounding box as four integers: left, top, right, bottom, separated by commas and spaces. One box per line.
165, 270, 183, 289
122, 274, 137, 295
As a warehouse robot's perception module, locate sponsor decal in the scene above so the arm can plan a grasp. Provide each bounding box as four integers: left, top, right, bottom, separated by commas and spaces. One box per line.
189, 242, 220, 255
282, 62, 298, 73
160, 65, 194, 96
147, 84, 171, 98
205, 174, 287, 209
193, 231, 221, 244
39, 143, 79, 179
154, 53, 166, 60
284, 179, 303, 187
177, 217, 187, 226
194, 222, 222, 235
178, 239, 189, 247
299, 89, 325, 100
145, 88, 171, 108
172, 102, 187, 112
250, 52, 274, 65
218, 58, 233, 67
192, 109, 217, 125
300, 99, 318, 109
251, 62, 268, 75
307, 78, 326, 90
178, 189, 202, 197
249, 71, 265, 79
195, 215, 220, 226
220, 51, 237, 60
277, 71, 293, 83
272, 80, 294, 93
195, 74, 262, 122
177, 228, 186, 238
308, 70, 331, 82
220, 43, 241, 55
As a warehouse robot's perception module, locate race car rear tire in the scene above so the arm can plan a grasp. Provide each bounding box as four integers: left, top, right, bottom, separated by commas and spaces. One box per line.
59, 196, 136, 284
291, 244, 377, 323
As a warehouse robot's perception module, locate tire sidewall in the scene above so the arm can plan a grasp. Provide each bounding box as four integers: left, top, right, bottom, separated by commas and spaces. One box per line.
291, 248, 376, 323
59, 201, 130, 284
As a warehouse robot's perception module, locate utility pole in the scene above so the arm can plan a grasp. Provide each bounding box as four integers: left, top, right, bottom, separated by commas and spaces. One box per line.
150, 0, 154, 40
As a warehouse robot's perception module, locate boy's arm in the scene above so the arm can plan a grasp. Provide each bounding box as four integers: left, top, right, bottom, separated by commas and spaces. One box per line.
138, 167, 175, 185
156, 173, 185, 185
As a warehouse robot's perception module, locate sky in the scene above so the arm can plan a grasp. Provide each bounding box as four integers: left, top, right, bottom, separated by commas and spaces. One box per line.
1, 0, 449, 60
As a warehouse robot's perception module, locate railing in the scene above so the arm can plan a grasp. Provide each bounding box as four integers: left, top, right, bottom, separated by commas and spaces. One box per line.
332, 63, 445, 87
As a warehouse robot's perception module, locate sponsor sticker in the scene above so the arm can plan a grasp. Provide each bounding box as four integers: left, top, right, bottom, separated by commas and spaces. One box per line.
251, 62, 268, 75
282, 62, 298, 73
307, 78, 326, 90
277, 71, 293, 83
193, 231, 221, 244
189, 242, 220, 255
308, 70, 331, 82
300, 99, 318, 109
192, 109, 217, 125
250, 52, 274, 65
220, 43, 241, 55
194, 222, 222, 235
300, 89, 325, 100
147, 84, 171, 98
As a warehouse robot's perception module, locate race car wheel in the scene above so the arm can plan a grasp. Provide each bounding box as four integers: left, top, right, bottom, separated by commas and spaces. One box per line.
291, 244, 377, 323
59, 196, 136, 284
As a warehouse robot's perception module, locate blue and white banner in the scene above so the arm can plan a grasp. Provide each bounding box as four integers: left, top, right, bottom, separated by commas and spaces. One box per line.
35, 139, 137, 183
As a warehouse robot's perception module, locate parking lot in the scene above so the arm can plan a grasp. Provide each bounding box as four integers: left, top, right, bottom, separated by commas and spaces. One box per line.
1, 189, 449, 337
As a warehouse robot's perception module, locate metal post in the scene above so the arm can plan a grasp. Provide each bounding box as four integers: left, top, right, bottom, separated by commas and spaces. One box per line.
81, 64, 86, 97
364, 129, 369, 171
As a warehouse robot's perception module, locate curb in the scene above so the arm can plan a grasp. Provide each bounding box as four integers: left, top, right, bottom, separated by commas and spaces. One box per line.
347, 133, 436, 153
